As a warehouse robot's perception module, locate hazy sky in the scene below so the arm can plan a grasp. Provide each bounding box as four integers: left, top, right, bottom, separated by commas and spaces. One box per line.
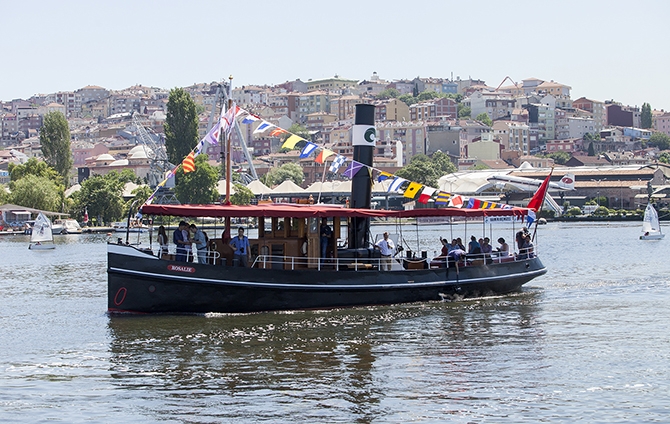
3, 0, 669, 110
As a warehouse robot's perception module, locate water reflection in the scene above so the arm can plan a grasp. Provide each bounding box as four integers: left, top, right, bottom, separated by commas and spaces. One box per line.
107, 291, 542, 422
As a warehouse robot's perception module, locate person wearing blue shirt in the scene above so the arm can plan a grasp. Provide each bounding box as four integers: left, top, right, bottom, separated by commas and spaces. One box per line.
173, 221, 188, 262
230, 227, 250, 267
468, 235, 481, 255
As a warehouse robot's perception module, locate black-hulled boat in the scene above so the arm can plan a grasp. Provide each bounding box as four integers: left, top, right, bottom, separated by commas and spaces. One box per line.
107, 203, 547, 314
108, 103, 546, 314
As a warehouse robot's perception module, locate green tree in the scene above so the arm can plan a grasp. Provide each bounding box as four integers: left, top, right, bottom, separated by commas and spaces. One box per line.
396, 155, 438, 187
116, 168, 140, 185
231, 183, 254, 205
71, 172, 127, 224
648, 132, 670, 150
416, 91, 441, 102
588, 141, 596, 156
458, 104, 471, 118
9, 174, 62, 212
127, 185, 153, 210
475, 112, 492, 127
563, 206, 582, 216
39, 111, 73, 184
546, 151, 570, 165
375, 88, 400, 100
395, 153, 455, 188
8, 157, 62, 186
174, 154, 219, 204
164, 88, 199, 165
283, 123, 310, 143
431, 151, 457, 175
444, 93, 464, 103
641, 102, 652, 129
658, 152, 670, 163
398, 94, 417, 106
264, 162, 304, 186
0, 186, 8, 204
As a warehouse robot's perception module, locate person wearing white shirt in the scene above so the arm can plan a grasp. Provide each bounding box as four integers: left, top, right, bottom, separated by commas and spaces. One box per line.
375, 232, 395, 271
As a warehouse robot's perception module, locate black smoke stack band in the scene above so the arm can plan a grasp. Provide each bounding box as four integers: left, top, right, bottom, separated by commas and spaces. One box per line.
350, 104, 376, 250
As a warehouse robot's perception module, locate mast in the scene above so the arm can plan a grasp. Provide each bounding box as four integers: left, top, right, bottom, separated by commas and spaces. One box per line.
225, 75, 233, 205
222, 76, 233, 242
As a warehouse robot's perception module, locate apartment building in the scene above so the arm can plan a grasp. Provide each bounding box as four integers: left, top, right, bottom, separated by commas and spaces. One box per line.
373, 99, 409, 122
305, 112, 337, 132
568, 116, 597, 139
536, 81, 572, 108
409, 97, 458, 121
492, 120, 530, 155
232, 86, 269, 106
468, 91, 516, 121
330, 95, 362, 121
306, 76, 358, 93
545, 138, 582, 154
377, 121, 427, 165
653, 110, 670, 137
606, 103, 641, 128
572, 97, 606, 131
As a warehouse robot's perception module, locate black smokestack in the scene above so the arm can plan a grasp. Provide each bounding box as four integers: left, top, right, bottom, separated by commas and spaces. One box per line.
349, 104, 376, 249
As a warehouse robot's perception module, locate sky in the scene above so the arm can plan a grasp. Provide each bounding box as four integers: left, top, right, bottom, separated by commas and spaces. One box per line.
3, 0, 670, 110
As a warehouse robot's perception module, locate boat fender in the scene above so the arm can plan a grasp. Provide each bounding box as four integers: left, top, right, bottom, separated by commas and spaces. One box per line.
301, 241, 307, 255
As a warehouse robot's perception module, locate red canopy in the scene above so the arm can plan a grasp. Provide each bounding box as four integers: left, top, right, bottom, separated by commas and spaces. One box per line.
142, 203, 529, 219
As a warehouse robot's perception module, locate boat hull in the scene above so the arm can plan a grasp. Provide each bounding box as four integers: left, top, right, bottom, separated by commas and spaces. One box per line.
108, 244, 547, 314
640, 233, 664, 240
29, 244, 55, 250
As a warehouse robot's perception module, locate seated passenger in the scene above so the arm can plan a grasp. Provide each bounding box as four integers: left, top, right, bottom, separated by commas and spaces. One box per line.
456, 238, 465, 250
433, 237, 451, 267
447, 248, 466, 268
439, 237, 449, 256
468, 236, 481, 255
518, 234, 535, 260
480, 237, 493, 263
496, 237, 510, 259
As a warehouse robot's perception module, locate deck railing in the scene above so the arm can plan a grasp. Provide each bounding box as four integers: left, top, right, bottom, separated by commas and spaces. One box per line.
152, 247, 537, 270
156, 248, 220, 265
250, 249, 538, 271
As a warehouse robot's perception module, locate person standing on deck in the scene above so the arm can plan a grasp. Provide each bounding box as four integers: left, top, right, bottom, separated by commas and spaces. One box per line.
230, 227, 250, 267
190, 223, 207, 264
375, 232, 395, 271
320, 218, 332, 258
173, 221, 188, 262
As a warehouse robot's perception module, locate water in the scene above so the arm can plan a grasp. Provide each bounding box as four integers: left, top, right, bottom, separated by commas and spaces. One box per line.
1, 222, 669, 423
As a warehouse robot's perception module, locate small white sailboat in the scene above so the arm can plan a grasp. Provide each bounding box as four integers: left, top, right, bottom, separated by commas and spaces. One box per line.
640, 203, 664, 240
29, 212, 56, 250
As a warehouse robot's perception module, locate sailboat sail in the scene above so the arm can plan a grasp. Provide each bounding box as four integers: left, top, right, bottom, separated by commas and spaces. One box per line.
642, 203, 661, 234
31, 212, 54, 243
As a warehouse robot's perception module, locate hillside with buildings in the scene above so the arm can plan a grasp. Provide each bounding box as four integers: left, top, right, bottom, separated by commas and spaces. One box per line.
2, 73, 670, 213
